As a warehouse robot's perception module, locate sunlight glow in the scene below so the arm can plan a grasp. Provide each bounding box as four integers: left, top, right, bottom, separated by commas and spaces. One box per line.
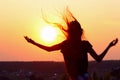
40, 26, 58, 42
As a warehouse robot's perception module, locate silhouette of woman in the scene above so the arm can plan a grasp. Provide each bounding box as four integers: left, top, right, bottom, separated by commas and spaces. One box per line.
24, 9, 118, 80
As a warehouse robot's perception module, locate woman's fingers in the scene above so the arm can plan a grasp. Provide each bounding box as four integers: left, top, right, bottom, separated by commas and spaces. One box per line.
110, 38, 118, 46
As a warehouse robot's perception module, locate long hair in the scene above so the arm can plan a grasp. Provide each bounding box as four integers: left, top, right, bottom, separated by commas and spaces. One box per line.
41, 8, 83, 40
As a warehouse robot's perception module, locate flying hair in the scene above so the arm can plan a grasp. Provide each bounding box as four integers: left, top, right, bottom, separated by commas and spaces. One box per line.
41, 7, 83, 39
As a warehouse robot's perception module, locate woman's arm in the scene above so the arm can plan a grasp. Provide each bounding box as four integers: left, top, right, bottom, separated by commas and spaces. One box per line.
88, 38, 118, 62
24, 36, 62, 52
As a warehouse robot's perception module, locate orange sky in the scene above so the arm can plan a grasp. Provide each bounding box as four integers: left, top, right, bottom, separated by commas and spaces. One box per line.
0, 0, 120, 61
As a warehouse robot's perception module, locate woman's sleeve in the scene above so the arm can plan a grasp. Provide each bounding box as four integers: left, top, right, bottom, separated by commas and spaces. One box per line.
85, 41, 93, 51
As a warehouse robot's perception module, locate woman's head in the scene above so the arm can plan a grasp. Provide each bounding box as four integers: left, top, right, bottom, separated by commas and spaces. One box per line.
61, 8, 83, 40
67, 21, 83, 40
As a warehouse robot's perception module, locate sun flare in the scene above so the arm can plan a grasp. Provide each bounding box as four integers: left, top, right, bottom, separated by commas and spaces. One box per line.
40, 26, 58, 42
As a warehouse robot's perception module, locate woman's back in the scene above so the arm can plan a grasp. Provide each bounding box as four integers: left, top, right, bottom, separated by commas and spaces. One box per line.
61, 40, 92, 77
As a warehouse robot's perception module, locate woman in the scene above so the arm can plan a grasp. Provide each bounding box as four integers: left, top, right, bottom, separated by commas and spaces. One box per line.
24, 9, 118, 80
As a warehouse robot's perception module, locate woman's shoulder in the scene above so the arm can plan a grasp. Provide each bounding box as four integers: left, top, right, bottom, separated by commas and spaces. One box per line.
82, 40, 90, 43
82, 40, 92, 47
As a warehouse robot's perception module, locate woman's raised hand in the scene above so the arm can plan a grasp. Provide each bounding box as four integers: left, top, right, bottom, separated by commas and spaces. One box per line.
24, 36, 35, 43
109, 38, 118, 47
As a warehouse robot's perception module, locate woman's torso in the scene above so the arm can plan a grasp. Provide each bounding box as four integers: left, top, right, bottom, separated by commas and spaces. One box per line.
61, 40, 92, 76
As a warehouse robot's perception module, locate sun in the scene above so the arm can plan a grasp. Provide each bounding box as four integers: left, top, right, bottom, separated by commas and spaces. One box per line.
40, 26, 58, 42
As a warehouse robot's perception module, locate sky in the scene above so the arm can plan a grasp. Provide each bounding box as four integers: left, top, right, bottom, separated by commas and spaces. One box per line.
0, 0, 120, 61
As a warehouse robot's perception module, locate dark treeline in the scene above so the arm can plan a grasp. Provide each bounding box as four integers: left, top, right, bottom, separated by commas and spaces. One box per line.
0, 61, 65, 74
0, 60, 120, 74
